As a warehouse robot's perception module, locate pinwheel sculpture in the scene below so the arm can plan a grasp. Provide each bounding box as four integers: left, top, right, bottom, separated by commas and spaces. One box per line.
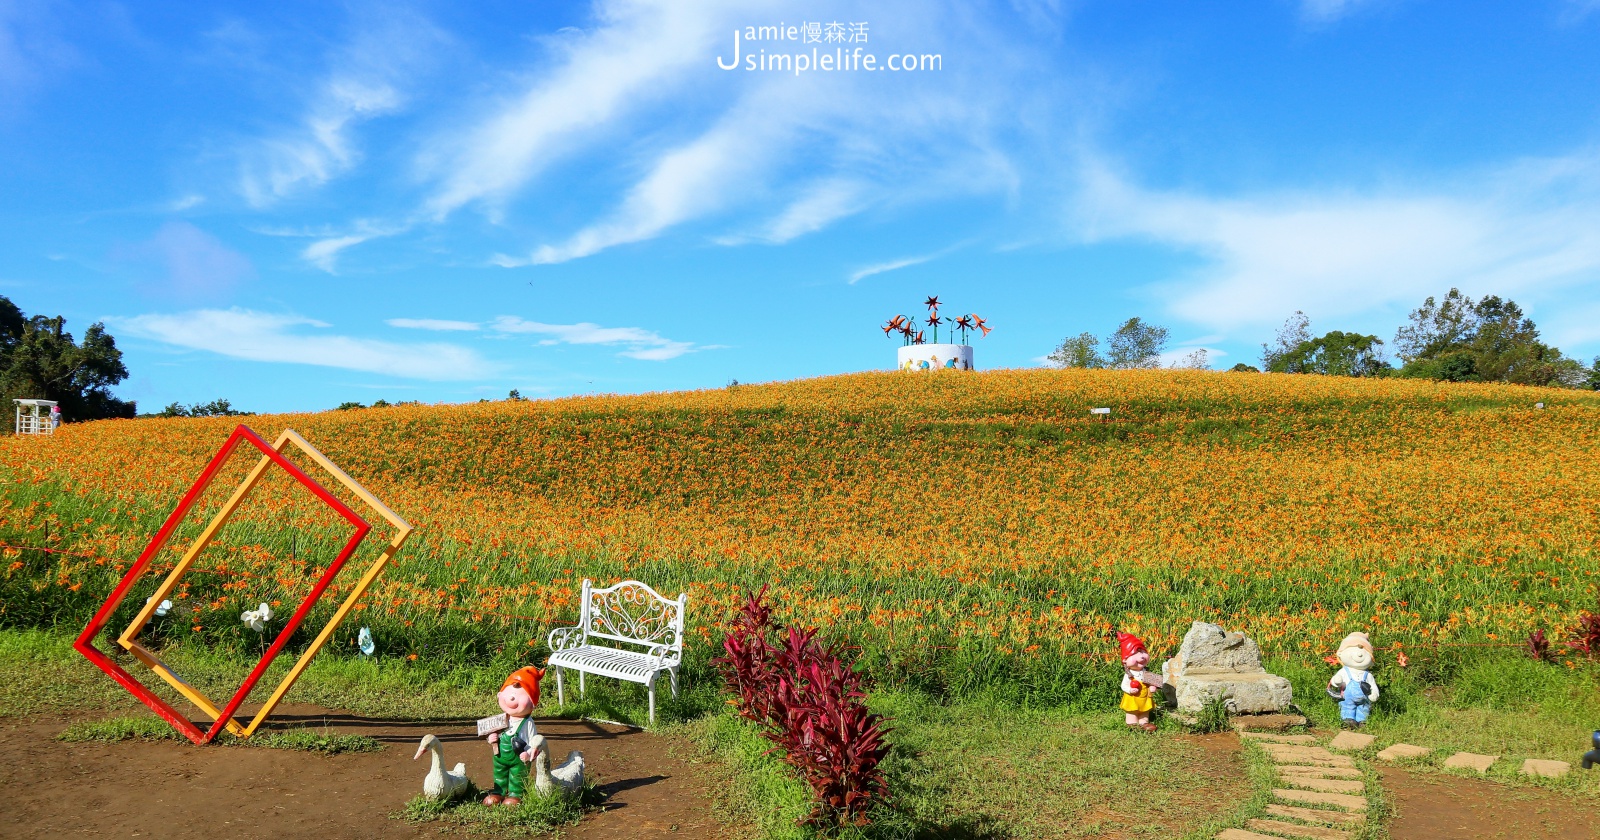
881, 296, 990, 346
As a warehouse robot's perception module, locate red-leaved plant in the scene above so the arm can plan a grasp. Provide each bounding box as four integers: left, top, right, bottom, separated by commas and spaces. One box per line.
1566, 609, 1600, 658
713, 588, 892, 829
1526, 629, 1554, 662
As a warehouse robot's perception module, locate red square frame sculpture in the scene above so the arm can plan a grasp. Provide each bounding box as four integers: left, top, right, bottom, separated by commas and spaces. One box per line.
74, 425, 372, 744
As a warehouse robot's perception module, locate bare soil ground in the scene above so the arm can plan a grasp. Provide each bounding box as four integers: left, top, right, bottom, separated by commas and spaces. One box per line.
1382, 767, 1598, 840
0, 705, 732, 840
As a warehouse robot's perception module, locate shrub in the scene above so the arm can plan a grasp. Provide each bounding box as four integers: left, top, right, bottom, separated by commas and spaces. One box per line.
714, 588, 892, 830
1565, 608, 1600, 658
1526, 629, 1553, 662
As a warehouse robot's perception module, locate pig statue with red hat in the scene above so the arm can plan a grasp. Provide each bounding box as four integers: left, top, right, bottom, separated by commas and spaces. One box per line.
480, 666, 545, 806
1118, 631, 1164, 732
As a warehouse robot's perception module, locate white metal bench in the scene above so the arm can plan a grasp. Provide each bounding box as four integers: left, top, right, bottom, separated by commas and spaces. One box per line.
546, 578, 687, 724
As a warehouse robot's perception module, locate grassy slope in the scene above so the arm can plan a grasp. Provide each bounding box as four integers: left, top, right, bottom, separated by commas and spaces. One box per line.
3, 369, 1599, 835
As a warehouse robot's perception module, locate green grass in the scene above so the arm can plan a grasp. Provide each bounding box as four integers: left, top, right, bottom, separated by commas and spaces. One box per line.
57, 714, 181, 742
671, 691, 1268, 840
396, 782, 600, 837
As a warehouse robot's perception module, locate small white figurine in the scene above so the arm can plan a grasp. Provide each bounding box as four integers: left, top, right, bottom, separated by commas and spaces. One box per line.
413, 734, 471, 801
1326, 632, 1379, 729
527, 733, 586, 798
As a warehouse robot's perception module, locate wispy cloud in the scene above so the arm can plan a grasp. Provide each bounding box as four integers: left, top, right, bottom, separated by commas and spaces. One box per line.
0, 1, 78, 111
421, 0, 724, 218
113, 309, 495, 379
236, 8, 446, 206
109, 222, 255, 301
490, 316, 710, 360
1299, 0, 1380, 24
387, 317, 480, 331
1072, 151, 1600, 331
445, 1, 1038, 265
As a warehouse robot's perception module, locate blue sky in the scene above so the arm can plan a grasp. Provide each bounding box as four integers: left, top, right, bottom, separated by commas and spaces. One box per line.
4, 0, 1600, 413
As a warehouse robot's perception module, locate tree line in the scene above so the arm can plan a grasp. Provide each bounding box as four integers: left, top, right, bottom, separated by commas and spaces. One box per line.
1051, 288, 1600, 389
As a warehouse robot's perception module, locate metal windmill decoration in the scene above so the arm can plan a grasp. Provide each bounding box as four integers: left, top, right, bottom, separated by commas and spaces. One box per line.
882, 296, 989, 346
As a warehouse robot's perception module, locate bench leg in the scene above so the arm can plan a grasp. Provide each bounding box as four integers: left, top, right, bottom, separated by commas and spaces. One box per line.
669, 667, 679, 699
555, 667, 565, 707
647, 674, 657, 725
578, 670, 586, 697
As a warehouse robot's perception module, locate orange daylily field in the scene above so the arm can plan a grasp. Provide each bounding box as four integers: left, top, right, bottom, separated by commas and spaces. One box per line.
3, 368, 1599, 698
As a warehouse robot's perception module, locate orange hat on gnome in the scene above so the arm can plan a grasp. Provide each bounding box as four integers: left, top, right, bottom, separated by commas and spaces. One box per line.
501, 666, 545, 706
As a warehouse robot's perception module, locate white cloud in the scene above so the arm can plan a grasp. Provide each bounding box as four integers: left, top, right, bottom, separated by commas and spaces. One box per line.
1300, 0, 1379, 23
386, 318, 480, 331
110, 222, 255, 300
237, 9, 445, 205
441, 1, 1036, 264
490, 316, 705, 361
421, 0, 729, 217
113, 308, 495, 380
1073, 152, 1600, 332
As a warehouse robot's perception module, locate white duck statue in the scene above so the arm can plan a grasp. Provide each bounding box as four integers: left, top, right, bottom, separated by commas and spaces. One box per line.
413, 734, 472, 801
527, 733, 585, 798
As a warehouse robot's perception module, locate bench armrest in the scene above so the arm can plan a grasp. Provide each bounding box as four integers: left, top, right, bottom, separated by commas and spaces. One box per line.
548, 625, 584, 653
647, 643, 681, 669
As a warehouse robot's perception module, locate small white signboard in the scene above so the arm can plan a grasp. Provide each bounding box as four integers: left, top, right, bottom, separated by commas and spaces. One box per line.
476, 713, 509, 737
1089, 407, 1111, 415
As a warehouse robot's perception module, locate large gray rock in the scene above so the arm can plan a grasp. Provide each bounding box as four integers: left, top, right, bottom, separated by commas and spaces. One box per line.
1177, 621, 1263, 674
1170, 671, 1294, 715
1161, 621, 1293, 715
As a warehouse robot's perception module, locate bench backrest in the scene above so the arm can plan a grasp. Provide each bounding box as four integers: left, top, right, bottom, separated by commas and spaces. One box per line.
579, 579, 687, 662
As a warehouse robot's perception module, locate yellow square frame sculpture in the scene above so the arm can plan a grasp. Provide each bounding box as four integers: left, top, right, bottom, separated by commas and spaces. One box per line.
115, 428, 413, 739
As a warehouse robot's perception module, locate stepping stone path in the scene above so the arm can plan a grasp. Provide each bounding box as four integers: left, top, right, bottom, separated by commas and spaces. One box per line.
1223, 731, 1370, 840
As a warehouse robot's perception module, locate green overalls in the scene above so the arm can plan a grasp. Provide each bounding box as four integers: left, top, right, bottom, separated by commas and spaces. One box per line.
490, 717, 535, 799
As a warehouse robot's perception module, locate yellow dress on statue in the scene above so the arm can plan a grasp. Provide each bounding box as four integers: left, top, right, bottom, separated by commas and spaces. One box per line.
1120, 673, 1154, 713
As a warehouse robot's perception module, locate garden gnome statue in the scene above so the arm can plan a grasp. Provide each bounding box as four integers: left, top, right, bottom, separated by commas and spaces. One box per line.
1326, 632, 1379, 729
1582, 731, 1599, 770
1118, 631, 1163, 733
482, 666, 544, 806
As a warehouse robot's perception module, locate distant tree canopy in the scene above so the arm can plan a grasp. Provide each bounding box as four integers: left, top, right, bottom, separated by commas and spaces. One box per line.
1393, 289, 1584, 387
0, 295, 135, 422
1050, 318, 1175, 370
156, 399, 251, 418
1267, 330, 1390, 377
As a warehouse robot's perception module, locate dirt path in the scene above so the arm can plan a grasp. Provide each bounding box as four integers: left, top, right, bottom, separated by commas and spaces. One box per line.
0, 705, 730, 840
1381, 767, 1597, 840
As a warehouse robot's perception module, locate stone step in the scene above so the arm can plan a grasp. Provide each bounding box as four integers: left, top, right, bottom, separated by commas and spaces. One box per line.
1216, 830, 1286, 840
1260, 744, 1342, 761
1273, 789, 1367, 812
1264, 804, 1365, 825
1375, 743, 1431, 762
1246, 817, 1352, 840
1326, 731, 1376, 751
1442, 752, 1497, 773
1279, 775, 1364, 794
1276, 766, 1363, 779
1241, 731, 1318, 745
1522, 758, 1570, 778
1270, 755, 1358, 769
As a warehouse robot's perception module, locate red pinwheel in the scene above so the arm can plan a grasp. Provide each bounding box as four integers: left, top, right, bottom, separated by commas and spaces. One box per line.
924, 296, 941, 310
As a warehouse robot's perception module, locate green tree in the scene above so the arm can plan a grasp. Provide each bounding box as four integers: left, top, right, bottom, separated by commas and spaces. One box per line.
1267, 331, 1390, 377
1394, 289, 1583, 387
1105, 317, 1169, 369
1261, 311, 1311, 370
0, 296, 135, 422
1047, 332, 1105, 369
